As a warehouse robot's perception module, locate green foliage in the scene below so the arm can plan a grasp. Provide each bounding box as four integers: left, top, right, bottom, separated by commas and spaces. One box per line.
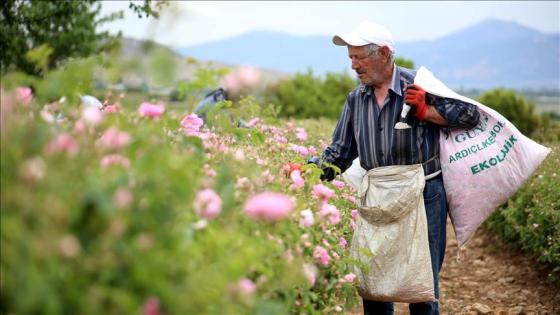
24, 44, 54, 75
1, 83, 358, 314
148, 47, 178, 88
263, 57, 415, 120
264, 70, 356, 119
531, 113, 560, 143
394, 56, 414, 69
0, 0, 163, 76
97, 38, 185, 96
1, 0, 116, 75
172, 59, 229, 105
478, 88, 541, 137
486, 143, 560, 286
128, 0, 168, 19
2, 56, 99, 105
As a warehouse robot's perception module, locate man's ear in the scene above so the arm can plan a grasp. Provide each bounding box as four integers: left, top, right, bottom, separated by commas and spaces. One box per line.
379, 46, 391, 63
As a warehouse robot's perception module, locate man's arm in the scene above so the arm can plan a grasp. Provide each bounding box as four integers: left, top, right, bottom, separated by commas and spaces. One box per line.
405, 84, 480, 129
423, 104, 448, 126
431, 96, 480, 129
319, 96, 358, 181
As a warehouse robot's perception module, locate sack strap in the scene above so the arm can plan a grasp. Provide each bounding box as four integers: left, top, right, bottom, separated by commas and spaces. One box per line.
422, 153, 439, 165
422, 153, 441, 180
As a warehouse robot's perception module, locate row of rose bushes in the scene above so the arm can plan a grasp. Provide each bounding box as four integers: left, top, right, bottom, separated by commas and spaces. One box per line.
486, 142, 560, 286
1, 87, 360, 314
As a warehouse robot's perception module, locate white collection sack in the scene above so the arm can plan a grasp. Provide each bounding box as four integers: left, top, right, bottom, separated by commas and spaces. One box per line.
414, 67, 551, 246
350, 164, 435, 303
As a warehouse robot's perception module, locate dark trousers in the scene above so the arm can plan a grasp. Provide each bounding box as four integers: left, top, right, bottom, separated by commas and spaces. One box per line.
363, 175, 447, 315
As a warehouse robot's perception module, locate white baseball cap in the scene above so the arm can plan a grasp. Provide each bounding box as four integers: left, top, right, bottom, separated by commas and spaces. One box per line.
332, 21, 395, 51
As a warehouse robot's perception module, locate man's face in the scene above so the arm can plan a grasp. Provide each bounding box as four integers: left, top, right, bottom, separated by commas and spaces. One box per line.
347, 45, 386, 86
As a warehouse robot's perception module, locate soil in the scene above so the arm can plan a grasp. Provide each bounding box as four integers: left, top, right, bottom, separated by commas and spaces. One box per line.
347, 219, 560, 315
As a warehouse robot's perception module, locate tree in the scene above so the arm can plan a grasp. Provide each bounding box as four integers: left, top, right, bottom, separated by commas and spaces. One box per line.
265, 70, 356, 119
478, 88, 540, 136
0, 0, 163, 76
394, 56, 414, 69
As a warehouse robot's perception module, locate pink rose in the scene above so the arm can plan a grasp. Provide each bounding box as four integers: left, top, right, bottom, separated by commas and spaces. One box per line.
332, 180, 345, 189
143, 297, 160, 315
45, 133, 79, 156
100, 154, 130, 168
283, 249, 294, 262
351, 209, 358, 221
103, 104, 119, 113
320, 203, 340, 225
234, 149, 245, 160
246, 117, 260, 127
181, 113, 203, 136
74, 120, 86, 133
313, 246, 330, 266
344, 194, 357, 203
299, 209, 314, 228
113, 187, 133, 209
290, 170, 305, 189
312, 184, 335, 201
244, 192, 294, 222
339, 237, 348, 249
237, 278, 256, 296
303, 263, 318, 286
223, 66, 261, 93
295, 128, 308, 141
307, 146, 317, 155
138, 102, 165, 117
289, 144, 309, 157
203, 164, 217, 177
193, 189, 222, 220
16, 87, 33, 104
329, 208, 341, 225
97, 127, 131, 151
339, 273, 356, 283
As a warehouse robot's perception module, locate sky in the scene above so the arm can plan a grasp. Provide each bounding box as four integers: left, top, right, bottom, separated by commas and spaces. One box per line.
99, 1, 560, 49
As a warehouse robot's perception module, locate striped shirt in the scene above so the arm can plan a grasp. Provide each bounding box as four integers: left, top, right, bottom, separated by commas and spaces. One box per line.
321, 65, 480, 176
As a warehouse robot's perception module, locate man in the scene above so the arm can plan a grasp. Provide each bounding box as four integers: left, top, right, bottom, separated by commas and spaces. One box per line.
316, 21, 480, 315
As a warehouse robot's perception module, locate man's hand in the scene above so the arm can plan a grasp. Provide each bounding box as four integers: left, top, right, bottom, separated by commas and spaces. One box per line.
320, 167, 336, 182
405, 84, 428, 121
307, 157, 336, 182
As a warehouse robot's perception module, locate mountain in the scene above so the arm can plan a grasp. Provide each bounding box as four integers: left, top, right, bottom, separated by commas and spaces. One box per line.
178, 31, 346, 75
177, 19, 560, 90
396, 19, 560, 89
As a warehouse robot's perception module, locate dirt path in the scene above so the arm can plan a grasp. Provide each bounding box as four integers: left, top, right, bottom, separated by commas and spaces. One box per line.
348, 219, 560, 314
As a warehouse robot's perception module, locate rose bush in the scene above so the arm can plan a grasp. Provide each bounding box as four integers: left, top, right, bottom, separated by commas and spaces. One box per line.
1, 86, 359, 314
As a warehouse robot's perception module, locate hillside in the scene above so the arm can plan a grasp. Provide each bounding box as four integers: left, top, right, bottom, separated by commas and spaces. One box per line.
96, 37, 289, 93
